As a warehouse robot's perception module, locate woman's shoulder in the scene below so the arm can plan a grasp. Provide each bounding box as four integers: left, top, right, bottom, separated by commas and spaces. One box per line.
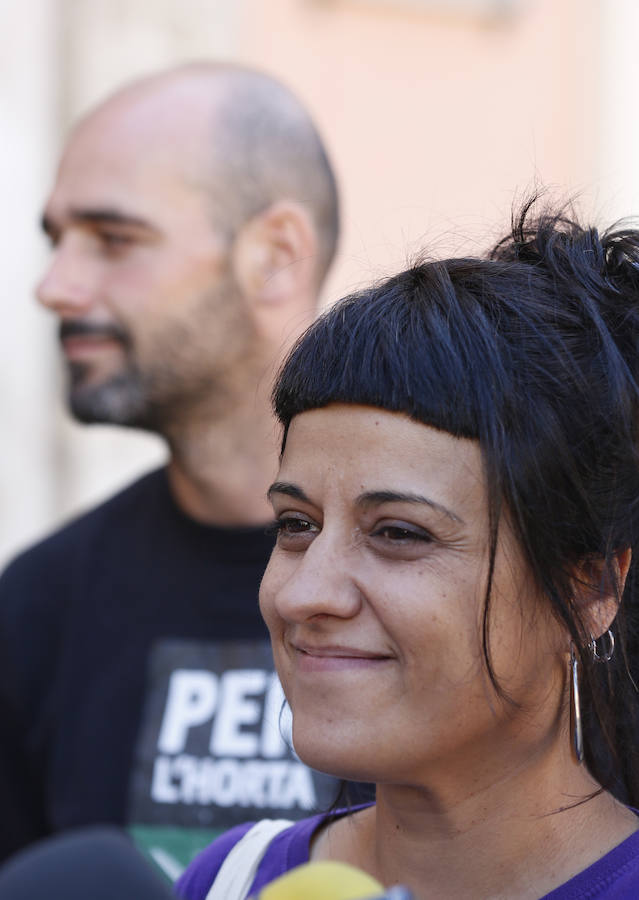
175, 813, 329, 900
546, 825, 639, 899
175, 821, 257, 900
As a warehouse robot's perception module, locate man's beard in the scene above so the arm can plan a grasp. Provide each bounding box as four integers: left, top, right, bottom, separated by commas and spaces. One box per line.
61, 276, 252, 433
68, 362, 153, 427
60, 320, 151, 428
62, 318, 245, 433
68, 358, 210, 433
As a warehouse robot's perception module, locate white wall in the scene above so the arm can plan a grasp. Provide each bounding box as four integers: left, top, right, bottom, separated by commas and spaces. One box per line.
1, 0, 61, 566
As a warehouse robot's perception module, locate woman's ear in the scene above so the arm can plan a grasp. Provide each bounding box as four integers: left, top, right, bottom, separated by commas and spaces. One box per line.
572, 547, 631, 639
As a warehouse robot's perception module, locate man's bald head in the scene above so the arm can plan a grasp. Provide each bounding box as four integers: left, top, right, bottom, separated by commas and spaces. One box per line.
74, 62, 339, 285
39, 62, 338, 431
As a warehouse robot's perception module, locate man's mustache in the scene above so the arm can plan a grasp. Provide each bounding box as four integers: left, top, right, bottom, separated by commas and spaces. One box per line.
59, 320, 131, 348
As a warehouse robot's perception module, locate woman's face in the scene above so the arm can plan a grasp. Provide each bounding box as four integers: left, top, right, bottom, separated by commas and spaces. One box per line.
260, 404, 567, 788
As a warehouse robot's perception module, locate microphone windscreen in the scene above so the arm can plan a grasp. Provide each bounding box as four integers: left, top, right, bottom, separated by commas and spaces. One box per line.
0, 826, 174, 899
253, 860, 388, 899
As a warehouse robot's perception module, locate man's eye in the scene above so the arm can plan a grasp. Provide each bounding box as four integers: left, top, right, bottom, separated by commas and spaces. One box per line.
100, 232, 134, 247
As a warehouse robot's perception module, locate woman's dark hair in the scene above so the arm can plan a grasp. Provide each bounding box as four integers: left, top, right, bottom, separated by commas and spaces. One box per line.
272, 197, 639, 805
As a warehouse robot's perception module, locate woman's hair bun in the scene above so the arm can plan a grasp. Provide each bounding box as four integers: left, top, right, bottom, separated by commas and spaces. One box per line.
601, 227, 639, 293
490, 194, 639, 366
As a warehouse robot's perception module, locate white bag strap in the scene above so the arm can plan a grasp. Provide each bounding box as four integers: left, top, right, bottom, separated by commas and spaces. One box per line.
205, 818, 294, 900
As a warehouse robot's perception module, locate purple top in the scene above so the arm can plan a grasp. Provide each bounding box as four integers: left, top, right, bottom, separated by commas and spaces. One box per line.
175, 811, 329, 899
175, 810, 639, 899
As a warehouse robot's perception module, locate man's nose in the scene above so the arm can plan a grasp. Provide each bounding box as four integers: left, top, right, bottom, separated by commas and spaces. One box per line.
36, 241, 97, 317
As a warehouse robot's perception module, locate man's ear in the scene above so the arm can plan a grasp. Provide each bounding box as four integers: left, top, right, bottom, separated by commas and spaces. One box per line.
572, 547, 631, 639
231, 201, 319, 314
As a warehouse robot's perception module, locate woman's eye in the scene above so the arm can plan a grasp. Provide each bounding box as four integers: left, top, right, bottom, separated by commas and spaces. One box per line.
268, 516, 319, 548
278, 517, 314, 534
372, 524, 433, 544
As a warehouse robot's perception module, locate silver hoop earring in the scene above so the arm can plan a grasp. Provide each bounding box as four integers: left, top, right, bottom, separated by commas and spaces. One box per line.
589, 629, 615, 663
570, 646, 584, 765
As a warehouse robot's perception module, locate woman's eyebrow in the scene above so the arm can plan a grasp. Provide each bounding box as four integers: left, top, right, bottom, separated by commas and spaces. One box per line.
355, 490, 463, 524
267, 484, 463, 525
267, 481, 311, 503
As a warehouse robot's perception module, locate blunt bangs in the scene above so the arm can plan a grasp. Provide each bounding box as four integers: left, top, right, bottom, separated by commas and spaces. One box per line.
274, 258, 547, 446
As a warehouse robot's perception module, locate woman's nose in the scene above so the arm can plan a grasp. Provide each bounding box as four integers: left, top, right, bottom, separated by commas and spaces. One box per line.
261, 532, 364, 625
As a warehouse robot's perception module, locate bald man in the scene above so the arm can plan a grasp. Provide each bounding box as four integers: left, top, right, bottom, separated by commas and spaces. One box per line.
0, 64, 344, 873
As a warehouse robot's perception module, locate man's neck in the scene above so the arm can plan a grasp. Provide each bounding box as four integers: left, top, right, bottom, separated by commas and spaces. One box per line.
164, 398, 281, 527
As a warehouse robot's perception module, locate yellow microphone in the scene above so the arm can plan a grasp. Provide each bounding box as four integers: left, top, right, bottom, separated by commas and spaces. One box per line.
249, 860, 415, 899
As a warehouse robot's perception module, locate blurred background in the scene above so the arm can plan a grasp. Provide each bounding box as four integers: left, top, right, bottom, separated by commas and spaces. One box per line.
2, 0, 639, 568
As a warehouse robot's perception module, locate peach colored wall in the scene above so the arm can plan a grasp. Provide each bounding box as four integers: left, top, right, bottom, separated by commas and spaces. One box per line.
234, 0, 601, 300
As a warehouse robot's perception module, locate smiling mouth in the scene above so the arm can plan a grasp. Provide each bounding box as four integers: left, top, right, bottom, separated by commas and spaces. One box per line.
292, 645, 393, 672
297, 645, 387, 658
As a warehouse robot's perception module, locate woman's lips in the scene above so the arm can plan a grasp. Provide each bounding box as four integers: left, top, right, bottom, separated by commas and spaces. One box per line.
292, 644, 393, 672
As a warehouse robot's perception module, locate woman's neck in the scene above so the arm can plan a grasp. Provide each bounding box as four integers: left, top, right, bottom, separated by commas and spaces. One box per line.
314, 747, 637, 899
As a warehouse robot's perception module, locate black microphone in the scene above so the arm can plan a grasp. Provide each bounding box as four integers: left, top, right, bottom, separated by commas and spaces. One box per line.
0, 827, 174, 899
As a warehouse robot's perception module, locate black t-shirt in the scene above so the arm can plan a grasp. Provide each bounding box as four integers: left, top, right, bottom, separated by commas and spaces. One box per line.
0, 469, 344, 875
